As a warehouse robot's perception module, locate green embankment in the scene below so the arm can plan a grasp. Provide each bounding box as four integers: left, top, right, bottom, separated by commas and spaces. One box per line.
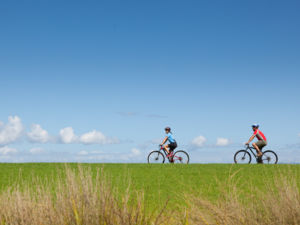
0, 163, 299, 210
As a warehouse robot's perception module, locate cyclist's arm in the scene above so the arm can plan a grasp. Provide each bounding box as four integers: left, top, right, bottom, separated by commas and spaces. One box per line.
246, 134, 255, 145
161, 137, 168, 145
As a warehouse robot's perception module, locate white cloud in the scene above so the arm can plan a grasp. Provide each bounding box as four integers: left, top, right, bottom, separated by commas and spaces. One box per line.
0, 116, 24, 145
146, 114, 167, 118
131, 148, 141, 156
79, 130, 119, 145
192, 136, 207, 147
27, 124, 52, 143
59, 127, 78, 144
90, 150, 103, 154
29, 147, 45, 154
78, 150, 88, 155
216, 138, 230, 147
59, 128, 119, 145
0, 146, 18, 155
75, 148, 144, 162
0, 116, 120, 149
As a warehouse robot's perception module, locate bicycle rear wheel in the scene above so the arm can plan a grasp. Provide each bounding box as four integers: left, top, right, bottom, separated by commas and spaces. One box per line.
262, 150, 278, 164
147, 151, 165, 164
173, 150, 189, 164
234, 150, 252, 164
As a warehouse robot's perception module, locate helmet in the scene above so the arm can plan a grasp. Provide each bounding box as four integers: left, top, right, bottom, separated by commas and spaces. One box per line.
165, 127, 171, 131
252, 124, 259, 128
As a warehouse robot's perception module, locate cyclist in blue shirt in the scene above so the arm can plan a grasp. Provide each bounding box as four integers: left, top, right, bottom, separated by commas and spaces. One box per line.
160, 127, 177, 157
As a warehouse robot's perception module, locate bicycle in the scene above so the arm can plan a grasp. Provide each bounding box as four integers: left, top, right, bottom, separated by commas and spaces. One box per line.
234, 144, 278, 164
147, 145, 190, 164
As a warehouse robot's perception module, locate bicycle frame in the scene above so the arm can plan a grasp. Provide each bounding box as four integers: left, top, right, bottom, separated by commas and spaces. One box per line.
158, 146, 180, 161
147, 146, 189, 164
159, 146, 172, 157
245, 145, 259, 158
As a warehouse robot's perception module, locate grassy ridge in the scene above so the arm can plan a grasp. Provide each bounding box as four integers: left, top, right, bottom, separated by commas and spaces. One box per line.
0, 163, 299, 224
0, 163, 299, 210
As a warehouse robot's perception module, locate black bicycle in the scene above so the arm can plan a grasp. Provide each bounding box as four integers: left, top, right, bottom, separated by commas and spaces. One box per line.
147, 145, 189, 164
234, 144, 278, 164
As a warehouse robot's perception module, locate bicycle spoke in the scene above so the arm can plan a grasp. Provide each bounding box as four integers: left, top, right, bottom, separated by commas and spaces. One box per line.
234, 150, 251, 164
151, 154, 161, 162
148, 149, 189, 164
148, 151, 165, 164
173, 151, 189, 164
262, 151, 278, 164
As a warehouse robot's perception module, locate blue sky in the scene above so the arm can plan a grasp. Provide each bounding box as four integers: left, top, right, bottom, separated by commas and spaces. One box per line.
0, 0, 300, 163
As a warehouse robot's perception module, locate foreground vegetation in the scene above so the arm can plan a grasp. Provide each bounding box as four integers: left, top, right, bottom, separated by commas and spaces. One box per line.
0, 163, 299, 224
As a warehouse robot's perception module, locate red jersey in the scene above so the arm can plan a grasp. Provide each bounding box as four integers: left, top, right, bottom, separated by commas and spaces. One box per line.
254, 129, 267, 141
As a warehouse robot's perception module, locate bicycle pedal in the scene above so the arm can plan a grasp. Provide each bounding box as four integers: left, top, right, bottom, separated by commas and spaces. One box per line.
256, 158, 263, 164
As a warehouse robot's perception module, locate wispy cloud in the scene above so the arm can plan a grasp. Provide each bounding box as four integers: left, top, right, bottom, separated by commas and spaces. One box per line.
216, 138, 231, 147
0, 146, 18, 155
146, 114, 167, 118
137, 138, 162, 150
191, 136, 207, 147
29, 147, 45, 154
131, 148, 141, 156
1, 147, 144, 163
75, 148, 145, 162
117, 112, 138, 117
77, 150, 88, 156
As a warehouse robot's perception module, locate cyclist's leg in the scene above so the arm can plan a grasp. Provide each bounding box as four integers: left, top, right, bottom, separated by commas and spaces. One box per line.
164, 144, 170, 154
253, 141, 266, 157
169, 142, 177, 153
258, 140, 267, 152
252, 142, 261, 156
168, 143, 177, 163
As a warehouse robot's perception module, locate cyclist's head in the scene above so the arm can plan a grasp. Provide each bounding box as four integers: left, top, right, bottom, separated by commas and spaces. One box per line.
252, 124, 259, 130
165, 127, 171, 133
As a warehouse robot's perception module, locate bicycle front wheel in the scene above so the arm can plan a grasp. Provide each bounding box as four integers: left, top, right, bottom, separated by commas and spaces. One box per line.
234, 150, 252, 164
173, 150, 189, 164
147, 151, 165, 164
262, 150, 278, 164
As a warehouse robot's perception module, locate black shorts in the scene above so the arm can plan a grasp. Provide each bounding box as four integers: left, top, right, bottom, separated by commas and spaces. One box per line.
168, 142, 177, 151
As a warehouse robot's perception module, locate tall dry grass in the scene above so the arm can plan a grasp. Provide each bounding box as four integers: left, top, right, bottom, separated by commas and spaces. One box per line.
184, 168, 300, 225
0, 166, 168, 225
0, 165, 299, 225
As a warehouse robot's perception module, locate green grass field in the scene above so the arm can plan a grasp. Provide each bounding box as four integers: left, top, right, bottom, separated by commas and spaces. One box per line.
0, 163, 299, 211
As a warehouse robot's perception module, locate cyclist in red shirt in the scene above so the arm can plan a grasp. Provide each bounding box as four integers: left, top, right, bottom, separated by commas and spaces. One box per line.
245, 124, 267, 161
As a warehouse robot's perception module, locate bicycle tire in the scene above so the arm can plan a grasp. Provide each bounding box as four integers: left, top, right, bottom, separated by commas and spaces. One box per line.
147, 151, 165, 164
173, 150, 189, 164
262, 150, 278, 164
234, 150, 252, 164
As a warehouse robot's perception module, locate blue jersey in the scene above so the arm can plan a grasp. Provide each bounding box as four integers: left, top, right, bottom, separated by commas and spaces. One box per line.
166, 133, 175, 143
